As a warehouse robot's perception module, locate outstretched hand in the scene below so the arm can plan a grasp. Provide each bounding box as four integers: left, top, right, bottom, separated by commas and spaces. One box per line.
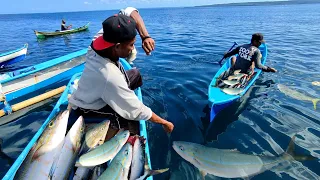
270, 67, 277, 72
142, 37, 155, 55
162, 121, 174, 133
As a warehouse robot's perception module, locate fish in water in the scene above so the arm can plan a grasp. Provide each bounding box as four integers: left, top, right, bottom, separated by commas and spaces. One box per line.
312, 81, 320, 86
97, 143, 133, 180
79, 120, 110, 155
14, 110, 70, 180
221, 87, 244, 95
172, 135, 315, 179
51, 116, 85, 180
75, 129, 130, 167
277, 84, 320, 110
222, 80, 240, 86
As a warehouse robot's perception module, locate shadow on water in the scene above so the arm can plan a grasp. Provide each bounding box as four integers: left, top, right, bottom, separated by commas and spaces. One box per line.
202, 78, 274, 142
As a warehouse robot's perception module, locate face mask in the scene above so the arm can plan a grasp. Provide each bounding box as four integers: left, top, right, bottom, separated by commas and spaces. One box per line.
125, 47, 137, 64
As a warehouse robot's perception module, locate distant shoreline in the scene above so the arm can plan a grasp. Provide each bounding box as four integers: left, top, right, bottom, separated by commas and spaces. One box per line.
195, 0, 320, 7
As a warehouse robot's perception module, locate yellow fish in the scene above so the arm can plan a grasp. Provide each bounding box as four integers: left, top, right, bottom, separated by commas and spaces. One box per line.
278, 84, 320, 110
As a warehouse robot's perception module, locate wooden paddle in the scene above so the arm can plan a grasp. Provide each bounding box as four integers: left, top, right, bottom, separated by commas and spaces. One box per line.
218, 42, 238, 66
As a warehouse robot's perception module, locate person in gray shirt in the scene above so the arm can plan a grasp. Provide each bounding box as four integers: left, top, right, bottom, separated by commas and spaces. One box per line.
69, 8, 174, 137
223, 33, 277, 74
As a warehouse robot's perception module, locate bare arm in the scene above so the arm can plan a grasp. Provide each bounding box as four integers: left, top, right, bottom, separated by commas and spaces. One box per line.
149, 112, 174, 133
130, 10, 155, 55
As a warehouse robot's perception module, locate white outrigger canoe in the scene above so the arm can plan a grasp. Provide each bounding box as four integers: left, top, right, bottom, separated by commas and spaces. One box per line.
0, 44, 28, 67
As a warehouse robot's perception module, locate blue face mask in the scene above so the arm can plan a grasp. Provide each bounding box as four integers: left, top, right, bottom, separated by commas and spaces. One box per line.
125, 47, 137, 64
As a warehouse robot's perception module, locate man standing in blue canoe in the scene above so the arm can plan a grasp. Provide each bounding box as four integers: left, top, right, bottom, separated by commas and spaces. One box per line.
69, 7, 174, 136
223, 33, 277, 73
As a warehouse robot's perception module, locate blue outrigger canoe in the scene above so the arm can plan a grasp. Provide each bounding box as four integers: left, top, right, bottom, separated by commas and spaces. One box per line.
0, 49, 87, 115
208, 43, 267, 122
0, 44, 28, 67
3, 59, 153, 180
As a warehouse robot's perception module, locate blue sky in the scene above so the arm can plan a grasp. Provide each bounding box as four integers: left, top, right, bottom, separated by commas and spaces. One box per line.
0, 0, 286, 14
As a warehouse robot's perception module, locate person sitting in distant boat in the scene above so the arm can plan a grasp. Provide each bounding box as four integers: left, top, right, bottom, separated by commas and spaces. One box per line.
223, 33, 277, 74
61, 20, 72, 31
68, 7, 174, 138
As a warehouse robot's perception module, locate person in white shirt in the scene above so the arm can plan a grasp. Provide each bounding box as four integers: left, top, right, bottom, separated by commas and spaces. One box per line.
69, 7, 174, 136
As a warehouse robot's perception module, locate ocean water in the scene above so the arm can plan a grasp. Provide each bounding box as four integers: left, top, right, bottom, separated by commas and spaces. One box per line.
0, 3, 320, 180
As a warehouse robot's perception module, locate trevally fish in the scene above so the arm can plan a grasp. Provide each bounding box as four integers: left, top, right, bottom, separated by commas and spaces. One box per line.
222, 80, 240, 86
129, 136, 145, 180
90, 165, 105, 180
312, 81, 320, 86
51, 116, 85, 180
126, 135, 169, 180
73, 167, 91, 180
73, 125, 109, 180
135, 153, 169, 180
14, 110, 70, 180
75, 129, 130, 167
79, 120, 110, 155
97, 143, 133, 180
221, 87, 244, 95
278, 84, 320, 110
173, 136, 315, 179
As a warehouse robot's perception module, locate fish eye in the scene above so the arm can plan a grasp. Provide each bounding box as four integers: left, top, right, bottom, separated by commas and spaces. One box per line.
80, 127, 84, 132
179, 146, 184, 151
124, 150, 128, 155
49, 121, 54, 127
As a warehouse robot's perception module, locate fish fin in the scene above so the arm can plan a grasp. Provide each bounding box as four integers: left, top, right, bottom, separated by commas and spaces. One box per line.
31, 144, 45, 160
116, 128, 125, 135
142, 151, 169, 179
242, 176, 252, 180
200, 170, 207, 180
285, 135, 296, 155
311, 99, 319, 110
228, 148, 240, 152
283, 134, 316, 161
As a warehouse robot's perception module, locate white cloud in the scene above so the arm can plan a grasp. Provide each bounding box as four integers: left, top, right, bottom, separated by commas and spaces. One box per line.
84, 1, 92, 5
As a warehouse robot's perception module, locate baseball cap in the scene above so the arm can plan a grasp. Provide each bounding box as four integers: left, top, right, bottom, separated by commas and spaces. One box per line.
251, 33, 265, 43
93, 14, 137, 50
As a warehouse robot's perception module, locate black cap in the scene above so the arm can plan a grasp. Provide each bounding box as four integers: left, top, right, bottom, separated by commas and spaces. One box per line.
93, 14, 137, 50
251, 33, 265, 43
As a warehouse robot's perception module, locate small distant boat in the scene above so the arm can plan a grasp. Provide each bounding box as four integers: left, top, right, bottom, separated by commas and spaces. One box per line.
0, 44, 28, 67
208, 43, 268, 122
34, 23, 90, 39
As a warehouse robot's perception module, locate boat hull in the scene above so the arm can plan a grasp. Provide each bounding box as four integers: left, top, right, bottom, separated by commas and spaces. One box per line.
0, 49, 87, 104
0, 44, 28, 67
34, 23, 90, 39
3, 59, 153, 180
208, 43, 267, 122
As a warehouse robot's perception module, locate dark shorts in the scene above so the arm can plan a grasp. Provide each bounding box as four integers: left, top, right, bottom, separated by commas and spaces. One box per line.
69, 68, 142, 134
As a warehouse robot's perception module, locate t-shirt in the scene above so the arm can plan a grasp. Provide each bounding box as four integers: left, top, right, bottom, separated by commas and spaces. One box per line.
226, 44, 267, 72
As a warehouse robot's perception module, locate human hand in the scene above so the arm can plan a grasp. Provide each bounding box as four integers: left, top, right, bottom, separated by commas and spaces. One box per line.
162, 121, 174, 133
270, 67, 277, 72
142, 37, 155, 55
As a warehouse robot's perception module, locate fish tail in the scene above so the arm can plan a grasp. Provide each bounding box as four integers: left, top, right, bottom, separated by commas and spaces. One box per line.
143, 151, 169, 179
283, 134, 316, 161
311, 99, 320, 110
